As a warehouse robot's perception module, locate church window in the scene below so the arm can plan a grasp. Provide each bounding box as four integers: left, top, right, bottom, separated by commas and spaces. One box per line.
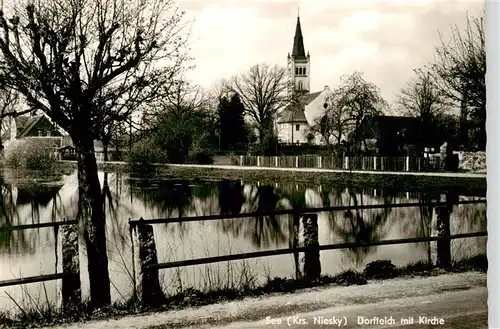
295, 124, 300, 131
303, 68, 306, 75
299, 67, 303, 75
295, 67, 298, 75
298, 81, 303, 90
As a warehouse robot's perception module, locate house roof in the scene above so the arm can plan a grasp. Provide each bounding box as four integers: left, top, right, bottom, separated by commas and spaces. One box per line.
277, 91, 323, 124
292, 16, 307, 59
18, 115, 43, 138
14, 113, 69, 138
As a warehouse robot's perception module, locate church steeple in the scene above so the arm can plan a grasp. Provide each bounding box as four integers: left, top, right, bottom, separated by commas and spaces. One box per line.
292, 13, 306, 59
287, 9, 310, 95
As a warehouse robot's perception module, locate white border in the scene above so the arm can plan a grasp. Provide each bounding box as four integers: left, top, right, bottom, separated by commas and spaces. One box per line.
486, 1, 498, 328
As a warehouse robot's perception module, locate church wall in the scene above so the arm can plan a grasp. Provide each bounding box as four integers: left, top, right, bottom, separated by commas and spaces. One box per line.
278, 122, 311, 144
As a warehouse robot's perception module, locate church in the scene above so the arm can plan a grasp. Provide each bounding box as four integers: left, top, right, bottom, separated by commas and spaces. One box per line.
276, 13, 334, 145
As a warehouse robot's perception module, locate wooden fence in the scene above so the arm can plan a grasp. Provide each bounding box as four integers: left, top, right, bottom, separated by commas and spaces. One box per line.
0, 220, 81, 309
0, 199, 486, 309
239, 155, 442, 172
128, 198, 486, 306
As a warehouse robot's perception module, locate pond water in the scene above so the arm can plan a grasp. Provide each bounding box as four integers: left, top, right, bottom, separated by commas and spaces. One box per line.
0, 169, 486, 312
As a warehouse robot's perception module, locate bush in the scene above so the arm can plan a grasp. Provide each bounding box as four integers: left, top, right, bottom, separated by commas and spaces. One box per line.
186, 133, 214, 165
4, 138, 59, 171
363, 260, 397, 279
127, 138, 167, 174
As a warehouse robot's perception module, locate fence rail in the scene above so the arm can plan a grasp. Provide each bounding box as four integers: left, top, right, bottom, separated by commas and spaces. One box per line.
0, 220, 77, 233
239, 155, 443, 172
0, 273, 70, 288
149, 231, 487, 270
129, 199, 486, 226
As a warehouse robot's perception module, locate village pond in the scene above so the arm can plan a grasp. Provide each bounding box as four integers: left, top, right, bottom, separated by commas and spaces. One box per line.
0, 169, 486, 313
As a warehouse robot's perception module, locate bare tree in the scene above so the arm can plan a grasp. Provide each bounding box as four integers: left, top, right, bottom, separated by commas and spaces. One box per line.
431, 13, 485, 150
224, 64, 291, 141
397, 69, 449, 120
0, 88, 23, 155
0, 0, 190, 308
308, 97, 352, 151
397, 69, 450, 155
332, 72, 387, 153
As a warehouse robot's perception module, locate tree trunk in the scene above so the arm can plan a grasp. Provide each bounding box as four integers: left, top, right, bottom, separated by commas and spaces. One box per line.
74, 137, 111, 309
103, 143, 109, 162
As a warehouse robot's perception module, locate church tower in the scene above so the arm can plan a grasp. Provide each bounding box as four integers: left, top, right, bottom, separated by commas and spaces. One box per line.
287, 11, 310, 96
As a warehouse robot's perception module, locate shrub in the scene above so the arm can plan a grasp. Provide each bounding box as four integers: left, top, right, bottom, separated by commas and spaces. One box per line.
4, 138, 59, 171
127, 138, 167, 174
186, 133, 214, 165
363, 260, 397, 279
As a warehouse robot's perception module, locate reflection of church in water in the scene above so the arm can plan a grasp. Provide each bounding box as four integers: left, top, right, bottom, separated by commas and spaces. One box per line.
277, 11, 333, 145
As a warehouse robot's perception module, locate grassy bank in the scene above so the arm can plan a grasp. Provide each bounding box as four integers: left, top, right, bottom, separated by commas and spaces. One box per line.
0, 254, 487, 329
56, 161, 486, 194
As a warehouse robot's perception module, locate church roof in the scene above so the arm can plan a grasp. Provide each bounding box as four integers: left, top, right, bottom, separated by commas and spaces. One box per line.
278, 103, 308, 124
300, 91, 322, 105
292, 16, 307, 59
278, 91, 323, 124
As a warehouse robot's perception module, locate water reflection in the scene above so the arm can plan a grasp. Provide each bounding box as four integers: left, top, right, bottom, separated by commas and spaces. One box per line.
0, 169, 487, 312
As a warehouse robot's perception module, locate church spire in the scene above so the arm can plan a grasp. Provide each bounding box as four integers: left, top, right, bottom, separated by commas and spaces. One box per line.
292, 12, 306, 59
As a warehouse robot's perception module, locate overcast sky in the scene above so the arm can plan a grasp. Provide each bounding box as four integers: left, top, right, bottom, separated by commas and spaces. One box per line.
177, 0, 484, 109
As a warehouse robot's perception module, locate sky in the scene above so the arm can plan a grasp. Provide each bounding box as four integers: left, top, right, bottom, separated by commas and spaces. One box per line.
177, 0, 484, 110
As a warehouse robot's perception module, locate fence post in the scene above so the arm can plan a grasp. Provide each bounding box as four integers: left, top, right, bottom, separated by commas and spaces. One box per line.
406, 156, 410, 172
133, 220, 166, 307
362, 157, 365, 170
61, 224, 81, 310
435, 206, 451, 268
239, 155, 243, 166
295, 156, 299, 168
318, 156, 322, 169
292, 212, 301, 280
302, 213, 321, 282
275, 156, 279, 167
257, 156, 260, 167
381, 157, 384, 171
373, 157, 377, 171
344, 157, 349, 170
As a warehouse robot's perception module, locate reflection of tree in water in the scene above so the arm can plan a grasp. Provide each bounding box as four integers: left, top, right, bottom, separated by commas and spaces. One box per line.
0, 172, 64, 254
326, 186, 394, 266
127, 177, 221, 239
218, 182, 289, 249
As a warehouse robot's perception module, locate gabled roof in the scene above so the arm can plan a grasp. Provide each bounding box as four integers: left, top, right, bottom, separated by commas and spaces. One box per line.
18, 115, 43, 138
300, 91, 322, 106
16, 112, 68, 138
278, 91, 324, 124
292, 16, 307, 59
278, 103, 308, 124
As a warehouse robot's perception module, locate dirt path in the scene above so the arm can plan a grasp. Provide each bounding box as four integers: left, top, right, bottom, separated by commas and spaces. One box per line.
43, 272, 486, 329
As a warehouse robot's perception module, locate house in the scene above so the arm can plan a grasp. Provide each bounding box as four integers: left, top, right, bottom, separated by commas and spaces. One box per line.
1, 112, 120, 160
1, 112, 72, 149
357, 115, 443, 156
276, 14, 333, 145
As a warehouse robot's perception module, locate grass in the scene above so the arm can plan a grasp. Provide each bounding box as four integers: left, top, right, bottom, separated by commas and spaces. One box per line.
56, 161, 487, 194
0, 253, 487, 329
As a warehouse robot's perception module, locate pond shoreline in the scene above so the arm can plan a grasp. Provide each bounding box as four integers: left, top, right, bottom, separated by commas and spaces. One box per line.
0, 255, 487, 329
56, 161, 487, 192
